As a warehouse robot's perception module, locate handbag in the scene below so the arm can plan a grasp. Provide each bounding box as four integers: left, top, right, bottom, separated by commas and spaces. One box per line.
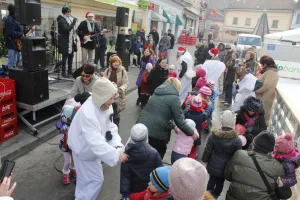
249, 152, 292, 200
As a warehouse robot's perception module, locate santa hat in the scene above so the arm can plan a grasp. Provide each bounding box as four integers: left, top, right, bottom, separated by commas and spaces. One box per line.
208, 48, 219, 57
177, 46, 186, 53
86, 12, 94, 18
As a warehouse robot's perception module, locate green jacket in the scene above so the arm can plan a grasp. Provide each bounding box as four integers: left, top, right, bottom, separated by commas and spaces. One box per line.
225, 150, 284, 200
136, 82, 193, 141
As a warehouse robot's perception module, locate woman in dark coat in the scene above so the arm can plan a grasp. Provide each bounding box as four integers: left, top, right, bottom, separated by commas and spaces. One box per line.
57, 5, 77, 76
147, 58, 169, 95
223, 53, 237, 105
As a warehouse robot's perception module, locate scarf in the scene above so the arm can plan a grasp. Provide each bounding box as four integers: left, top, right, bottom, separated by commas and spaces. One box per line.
62, 15, 75, 54
243, 112, 259, 128
85, 19, 94, 33
274, 149, 299, 160
109, 68, 118, 83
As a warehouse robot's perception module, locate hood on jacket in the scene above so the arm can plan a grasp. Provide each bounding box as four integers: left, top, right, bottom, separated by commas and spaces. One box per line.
154, 82, 178, 96
125, 142, 153, 161
212, 128, 238, 139
57, 15, 63, 22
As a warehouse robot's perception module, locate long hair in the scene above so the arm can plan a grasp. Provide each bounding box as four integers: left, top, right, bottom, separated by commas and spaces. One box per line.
165, 77, 181, 92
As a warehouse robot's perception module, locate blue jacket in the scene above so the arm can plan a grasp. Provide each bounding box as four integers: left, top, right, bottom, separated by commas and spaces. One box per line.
4, 15, 23, 49
134, 42, 143, 54
209, 90, 219, 112
185, 111, 208, 146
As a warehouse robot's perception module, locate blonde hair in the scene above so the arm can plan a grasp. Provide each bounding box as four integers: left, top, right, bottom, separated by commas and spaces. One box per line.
246, 51, 255, 61
168, 64, 175, 70
109, 54, 122, 66
165, 77, 181, 92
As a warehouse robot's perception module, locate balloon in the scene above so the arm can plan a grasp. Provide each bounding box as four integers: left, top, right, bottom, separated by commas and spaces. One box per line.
235, 124, 246, 135
239, 135, 247, 147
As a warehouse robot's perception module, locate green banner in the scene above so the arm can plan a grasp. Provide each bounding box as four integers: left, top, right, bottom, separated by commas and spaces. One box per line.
95, 0, 138, 10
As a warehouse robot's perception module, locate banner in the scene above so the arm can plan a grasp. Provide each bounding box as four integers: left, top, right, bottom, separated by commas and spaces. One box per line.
276, 60, 300, 80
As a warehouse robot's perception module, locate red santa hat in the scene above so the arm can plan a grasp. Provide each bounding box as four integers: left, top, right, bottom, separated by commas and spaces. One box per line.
208, 48, 219, 57
177, 46, 186, 53
86, 12, 94, 18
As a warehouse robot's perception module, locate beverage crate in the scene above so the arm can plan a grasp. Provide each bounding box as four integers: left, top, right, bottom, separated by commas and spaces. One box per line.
0, 96, 17, 116
0, 111, 17, 128
0, 78, 16, 100
0, 121, 18, 143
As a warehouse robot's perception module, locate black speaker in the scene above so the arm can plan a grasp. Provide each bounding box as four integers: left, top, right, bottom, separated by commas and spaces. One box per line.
9, 69, 49, 105
116, 34, 131, 53
107, 51, 117, 67
116, 7, 129, 27
22, 37, 46, 71
118, 52, 130, 71
14, 0, 41, 25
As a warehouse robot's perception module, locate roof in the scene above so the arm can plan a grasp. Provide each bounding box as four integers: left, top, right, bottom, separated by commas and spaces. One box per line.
227, 0, 300, 10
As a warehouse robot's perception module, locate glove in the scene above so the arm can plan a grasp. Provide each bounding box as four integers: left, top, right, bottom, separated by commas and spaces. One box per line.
246, 127, 253, 134
73, 18, 78, 23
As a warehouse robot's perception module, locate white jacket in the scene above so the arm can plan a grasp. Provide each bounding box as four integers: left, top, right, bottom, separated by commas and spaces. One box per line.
0, 197, 13, 200
67, 97, 123, 167
202, 59, 226, 92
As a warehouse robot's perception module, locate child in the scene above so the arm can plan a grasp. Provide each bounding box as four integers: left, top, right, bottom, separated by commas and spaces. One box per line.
274, 134, 300, 189
202, 110, 242, 199
129, 166, 172, 200
140, 63, 153, 109
132, 36, 143, 68
120, 124, 163, 200
168, 64, 177, 78
194, 67, 207, 89
171, 119, 197, 164
205, 81, 219, 133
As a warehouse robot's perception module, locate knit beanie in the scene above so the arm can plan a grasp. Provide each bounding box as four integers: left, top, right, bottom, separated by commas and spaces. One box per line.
185, 119, 196, 130
169, 158, 208, 200
221, 110, 236, 129
253, 131, 276, 153
146, 63, 153, 71
196, 67, 206, 78
207, 80, 215, 89
130, 123, 148, 143
62, 4, 71, 14
92, 77, 117, 108
243, 96, 264, 114
196, 77, 207, 89
189, 96, 203, 112
274, 133, 294, 154
149, 166, 171, 193
199, 86, 212, 99
74, 92, 91, 105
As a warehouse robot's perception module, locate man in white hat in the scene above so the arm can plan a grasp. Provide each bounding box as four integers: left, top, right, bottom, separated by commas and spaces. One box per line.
68, 77, 128, 200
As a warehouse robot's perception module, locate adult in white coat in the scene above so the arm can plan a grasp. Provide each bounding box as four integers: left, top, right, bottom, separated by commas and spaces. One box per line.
68, 77, 128, 200
202, 48, 226, 93
177, 46, 195, 103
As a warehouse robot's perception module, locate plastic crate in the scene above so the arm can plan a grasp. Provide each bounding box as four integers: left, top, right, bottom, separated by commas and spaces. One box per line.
0, 96, 16, 116
0, 78, 16, 100
0, 122, 18, 143
0, 112, 17, 128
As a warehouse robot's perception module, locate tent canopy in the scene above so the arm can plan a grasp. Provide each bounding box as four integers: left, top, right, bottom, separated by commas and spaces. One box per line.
264, 29, 300, 42
151, 12, 167, 23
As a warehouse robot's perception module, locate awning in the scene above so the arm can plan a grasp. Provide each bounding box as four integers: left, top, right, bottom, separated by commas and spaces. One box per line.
163, 10, 174, 24
151, 12, 167, 23
95, 0, 139, 10
176, 15, 184, 26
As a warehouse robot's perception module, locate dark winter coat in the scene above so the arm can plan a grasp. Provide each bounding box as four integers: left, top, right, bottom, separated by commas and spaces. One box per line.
120, 142, 162, 194
57, 15, 77, 54
136, 30, 145, 43
191, 77, 198, 88
168, 33, 175, 49
185, 110, 208, 146
77, 20, 100, 49
224, 49, 233, 65
218, 43, 226, 62
4, 15, 23, 50
129, 33, 137, 52
202, 128, 242, 178
147, 64, 168, 95
225, 59, 236, 85
150, 31, 159, 46
225, 150, 284, 200
136, 82, 194, 142
96, 34, 107, 51
245, 59, 256, 75
194, 45, 208, 65
208, 43, 215, 50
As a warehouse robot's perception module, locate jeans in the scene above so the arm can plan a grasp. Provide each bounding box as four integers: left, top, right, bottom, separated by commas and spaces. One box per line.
8, 49, 22, 69
171, 151, 187, 164
94, 49, 105, 68
148, 137, 167, 159
207, 175, 225, 196
225, 84, 233, 104
62, 53, 74, 71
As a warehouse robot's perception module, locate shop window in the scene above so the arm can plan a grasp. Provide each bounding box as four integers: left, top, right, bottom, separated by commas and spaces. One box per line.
296, 13, 300, 25
232, 17, 238, 25
245, 18, 251, 26
272, 20, 279, 28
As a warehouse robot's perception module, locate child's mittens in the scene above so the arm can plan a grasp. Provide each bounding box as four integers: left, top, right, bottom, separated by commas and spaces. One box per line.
277, 177, 284, 187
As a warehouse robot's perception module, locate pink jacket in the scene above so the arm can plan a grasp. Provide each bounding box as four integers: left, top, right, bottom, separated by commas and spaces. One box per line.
172, 128, 194, 156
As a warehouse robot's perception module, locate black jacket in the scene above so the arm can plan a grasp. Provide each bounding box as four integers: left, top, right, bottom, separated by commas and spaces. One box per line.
208, 43, 215, 50
168, 33, 175, 49
225, 59, 236, 85
147, 64, 168, 95
120, 142, 162, 194
57, 15, 77, 54
4, 15, 23, 50
96, 34, 107, 51
150, 31, 159, 46
202, 128, 242, 178
194, 45, 208, 65
77, 20, 100, 49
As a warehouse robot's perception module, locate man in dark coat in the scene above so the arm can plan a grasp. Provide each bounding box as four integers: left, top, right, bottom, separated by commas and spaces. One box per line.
128, 28, 136, 54
167, 29, 175, 49
57, 5, 77, 76
135, 29, 145, 43
77, 12, 100, 65
150, 27, 159, 54
94, 29, 107, 70
5, 4, 24, 69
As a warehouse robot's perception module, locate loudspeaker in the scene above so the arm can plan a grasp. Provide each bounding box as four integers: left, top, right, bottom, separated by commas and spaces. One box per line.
118, 52, 130, 71
14, 0, 41, 25
107, 51, 117, 67
116, 7, 129, 27
116, 34, 130, 53
9, 69, 49, 105
22, 37, 46, 71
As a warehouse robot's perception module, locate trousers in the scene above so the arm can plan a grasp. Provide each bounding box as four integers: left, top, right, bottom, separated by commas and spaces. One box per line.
148, 137, 167, 159
62, 53, 74, 71
207, 175, 225, 196
82, 48, 94, 65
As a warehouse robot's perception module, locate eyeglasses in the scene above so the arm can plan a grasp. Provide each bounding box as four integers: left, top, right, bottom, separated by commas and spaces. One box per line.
81, 74, 92, 78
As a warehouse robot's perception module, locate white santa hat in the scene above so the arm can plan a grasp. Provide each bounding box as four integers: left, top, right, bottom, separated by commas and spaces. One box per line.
177, 46, 186, 53
208, 48, 219, 57
92, 77, 117, 108
86, 12, 94, 18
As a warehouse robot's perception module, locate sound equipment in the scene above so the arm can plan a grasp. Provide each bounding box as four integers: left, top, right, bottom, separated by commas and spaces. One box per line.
9, 69, 49, 105
118, 52, 130, 71
107, 51, 117, 67
14, 0, 41, 25
116, 7, 129, 27
116, 34, 131, 53
22, 37, 46, 72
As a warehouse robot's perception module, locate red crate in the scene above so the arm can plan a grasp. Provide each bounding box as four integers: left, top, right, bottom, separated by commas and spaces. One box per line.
0, 78, 16, 100
0, 122, 18, 143
0, 112, 17, 128
0, 96, 16, 116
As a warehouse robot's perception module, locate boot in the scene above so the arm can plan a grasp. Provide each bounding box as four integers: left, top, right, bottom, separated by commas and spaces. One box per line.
61, 70, 67, 77
70, 168, 76, 178
62, 169, 70, 184
68, 67, 73, 76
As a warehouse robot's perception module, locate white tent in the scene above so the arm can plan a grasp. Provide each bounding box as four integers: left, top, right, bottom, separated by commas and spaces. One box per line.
264, 29, 300, 43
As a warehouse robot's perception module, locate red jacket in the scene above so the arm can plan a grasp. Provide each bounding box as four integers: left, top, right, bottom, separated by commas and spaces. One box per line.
130, 189, 169, 200
168, 72, 177, 78
141, 72, 150, 94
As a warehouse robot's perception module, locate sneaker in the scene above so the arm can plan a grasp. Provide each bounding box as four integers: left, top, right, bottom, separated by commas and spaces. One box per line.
63, 174, 70, 184
221, 100, 227, 103
224, 102, 231, 106
131, 64, 136, 68
70, 169, 76, 178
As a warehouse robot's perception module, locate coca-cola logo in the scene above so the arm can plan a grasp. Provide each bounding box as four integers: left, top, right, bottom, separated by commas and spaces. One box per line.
3, 117, 15, 124
4, 130, 14, 138
0, 90, 12, 97
2, 104, 11, 112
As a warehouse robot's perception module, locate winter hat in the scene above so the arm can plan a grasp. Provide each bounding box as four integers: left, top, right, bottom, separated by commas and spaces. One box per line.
207, 80, 215, 89
196, 67, 206, 78
225, 44, 232, 49
7, 4, 15, 15
185, 119, 196, 130
169, 158, 208, 200
62, 4, 71, 14
199, 86, 212, 99
189, 96, 203, 112
74, 92, 91, 105
243, 96, 264, 114
208, 48, 219, 57
196, 77, 207, 88
92, 77, 117, 108
130, 123, 148, 143
177, 46, 186, 53
253, 131, 276, 153
146, 63, 153, 71
235, 124, 246, 135
220, 110, 236, 129
274, 133, 294, 154
86, 12, 94, 17
150, 166, 171, 193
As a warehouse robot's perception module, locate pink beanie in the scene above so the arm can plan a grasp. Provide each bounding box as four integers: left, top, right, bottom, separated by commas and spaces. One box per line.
199, 86, 212, 96
274, 133, 294, 154
196, 77, 207, 88
207, 80, 215, 89
169, 158, 208, 200
196, 67, 206, 78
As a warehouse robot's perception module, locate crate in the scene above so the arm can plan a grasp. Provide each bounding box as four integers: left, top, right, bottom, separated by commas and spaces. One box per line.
0, 112, 17, 128
0, 78, 16, 100
0, 122, 18, 143
0, 96, 16, 116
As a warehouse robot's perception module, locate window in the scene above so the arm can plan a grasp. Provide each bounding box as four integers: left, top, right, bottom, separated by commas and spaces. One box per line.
245, 18, 251, 26
296, 13, 300, 25
233, 17, 238, 25
272, 20, 279, 28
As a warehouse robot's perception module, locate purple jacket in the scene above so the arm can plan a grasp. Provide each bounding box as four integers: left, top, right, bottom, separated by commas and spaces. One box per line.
136, 56, 155, 87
